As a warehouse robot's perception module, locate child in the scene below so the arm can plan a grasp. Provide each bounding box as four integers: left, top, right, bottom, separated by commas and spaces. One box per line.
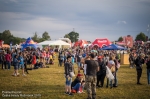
12, 55, 19, 76
49, 54, 54, 65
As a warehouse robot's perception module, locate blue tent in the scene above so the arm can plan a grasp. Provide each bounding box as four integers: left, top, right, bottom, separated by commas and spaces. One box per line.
101, 44, 127, 50
21, 37, 37, 51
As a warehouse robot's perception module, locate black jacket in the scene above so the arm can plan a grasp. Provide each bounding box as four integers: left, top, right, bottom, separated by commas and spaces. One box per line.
98, 60, 106, 75
134, 57, 145, 70
146, 60, 150, 69
64, 62, 73, 76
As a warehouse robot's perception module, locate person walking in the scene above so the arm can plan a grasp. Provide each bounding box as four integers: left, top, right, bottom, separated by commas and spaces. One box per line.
134, 53, 145, 85
84, 53, 99, 99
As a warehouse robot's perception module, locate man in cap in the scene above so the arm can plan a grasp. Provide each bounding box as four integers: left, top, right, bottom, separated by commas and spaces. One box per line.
84, 53, 99, 99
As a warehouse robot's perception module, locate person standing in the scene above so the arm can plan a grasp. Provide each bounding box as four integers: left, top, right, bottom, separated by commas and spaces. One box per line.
84, 53, 99, 99
1, 51, 6, 69
76, 53, 82, 71
31, 53, 37, 68
106, 56, 115, 88
12, 55, 19, 76
96, 56, 106, 88
146, 55, 150, 85
64, 55, 74, 96
58, 52, 64, 67
5, 51, 11, 70
18, 52, 26, 76
134, 53, 145, 85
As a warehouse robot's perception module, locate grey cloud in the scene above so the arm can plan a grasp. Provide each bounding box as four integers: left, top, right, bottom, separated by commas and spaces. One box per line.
0, 0, 150, 41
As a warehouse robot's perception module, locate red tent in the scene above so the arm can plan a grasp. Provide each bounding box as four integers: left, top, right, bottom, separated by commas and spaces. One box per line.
92, 38, 111, 48
74, 40, 88, 47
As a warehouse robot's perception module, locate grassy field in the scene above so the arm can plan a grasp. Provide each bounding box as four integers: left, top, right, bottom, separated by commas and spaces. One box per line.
0, 59, 150, 99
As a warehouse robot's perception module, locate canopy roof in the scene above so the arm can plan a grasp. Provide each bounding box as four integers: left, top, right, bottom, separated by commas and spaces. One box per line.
21, 37, 37, 50
38, 40, 70, 46
101, 44, 127, 50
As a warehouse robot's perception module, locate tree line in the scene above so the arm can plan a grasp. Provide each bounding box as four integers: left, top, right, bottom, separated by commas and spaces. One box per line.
0, 30, 149, 45
117, 32, 150, 42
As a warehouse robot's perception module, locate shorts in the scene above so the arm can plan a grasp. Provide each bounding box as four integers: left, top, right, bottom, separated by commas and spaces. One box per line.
14, 65, 18, 70
77, 62, 81, 67
65, 76, 72, 86
19, 64, 24, 69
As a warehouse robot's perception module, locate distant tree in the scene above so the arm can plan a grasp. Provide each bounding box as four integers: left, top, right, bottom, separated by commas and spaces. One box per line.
64, 34, 70, 38
135, 32, 146, 42
12, 37, 22, 44
39, 38, 46, 42
65, 31, 79, 42
0, 30, 14, 44
0, 30, 27, 44
42, 31, 50, 40
32, 32, 39, 42
118, 37, 123, 42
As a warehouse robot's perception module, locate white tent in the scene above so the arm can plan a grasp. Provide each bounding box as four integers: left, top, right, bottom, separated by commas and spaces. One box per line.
37, 40, 71, 49
37, 41, 54, 45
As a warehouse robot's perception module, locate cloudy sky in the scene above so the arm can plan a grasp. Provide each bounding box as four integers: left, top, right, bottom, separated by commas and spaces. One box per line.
0, 0, 150, 41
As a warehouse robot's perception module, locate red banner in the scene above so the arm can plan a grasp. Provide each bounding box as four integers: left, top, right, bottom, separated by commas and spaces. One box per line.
125, 36, 133, 48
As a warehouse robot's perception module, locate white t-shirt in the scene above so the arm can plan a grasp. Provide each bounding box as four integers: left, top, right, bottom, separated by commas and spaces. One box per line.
84, 64, 87, 75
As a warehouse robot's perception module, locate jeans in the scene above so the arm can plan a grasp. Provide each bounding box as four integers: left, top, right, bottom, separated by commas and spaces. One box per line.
136, 69, 142, 83
73, 83, 81, 92
106, 78, 113, 87
65, 76, 72, 86
6, 61, 11, 69
147, 69, 150, 84
114, 70, 118, 86
77, 62, 81, 68
2, 61, 6, 69
59, 60, 63, 66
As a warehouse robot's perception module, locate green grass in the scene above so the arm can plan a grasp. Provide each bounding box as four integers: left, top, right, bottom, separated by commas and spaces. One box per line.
0, 59, 150, 99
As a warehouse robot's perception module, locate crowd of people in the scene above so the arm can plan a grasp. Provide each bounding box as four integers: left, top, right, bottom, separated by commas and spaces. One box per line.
0, 48, 56, 76
0, 41, 150, 99
63, 42, 150, 99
